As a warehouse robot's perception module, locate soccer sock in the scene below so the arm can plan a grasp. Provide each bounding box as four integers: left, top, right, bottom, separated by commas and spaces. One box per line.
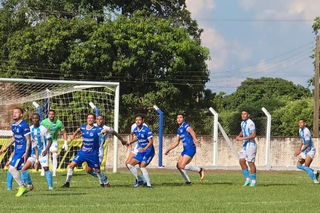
297, 165, 316, 180
251, 173, 257, 183
178, 168, 191, 182
52, 153, 57, 175
66, 168, 74, 183
140, 168, 151, 187
90, 170, 98, 178
185, 164, 201, 172
101, 171, 108, 184
45, 170, 53, 188
21, 171, 32, 185
95, 170, 103, 184
9, 166, 25, 187
7, 171, 13, 189
242, 168, 250, 180
127, 164, 142, 182
142, 174, 146, 183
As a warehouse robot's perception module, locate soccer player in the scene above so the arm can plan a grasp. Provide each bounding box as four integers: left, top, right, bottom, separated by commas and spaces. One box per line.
41, 109, 68, 176
236, 110, 257, 187
20, 113, 53, 189
0, 108, 31, 197
70, 115, 127, 186
295, 119, 319, 184
126, 114, 154, 188
165, 113, 204, 184
62, 113, 110, 188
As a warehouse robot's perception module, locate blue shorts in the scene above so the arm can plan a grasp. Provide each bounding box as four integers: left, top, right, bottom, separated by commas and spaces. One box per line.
10, 152, 26, 170
134, 147, 155, 165
181, 147, 196, 158
73, 152, 100, 169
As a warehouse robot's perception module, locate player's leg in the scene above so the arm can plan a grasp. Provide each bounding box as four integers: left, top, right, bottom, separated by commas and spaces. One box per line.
86, 154, 104, 187
182, 148, 205, 180
20, 158, 34, 191
246, 146, 257, 187
127, 156, 143, 187
302, 152, 318, 183
40, 154, 53, 189
239, 148, 250, 186
176, 153, 191, 183
62, 152, 83, 188
9, 154, 28, 196
126, 148, 144, 183
6, 161, 13, 190
50, 141, 58, 176
139, 151, 154, 188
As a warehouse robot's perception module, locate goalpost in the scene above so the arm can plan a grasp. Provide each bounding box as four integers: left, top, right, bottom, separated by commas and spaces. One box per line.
0, 78, 120, 173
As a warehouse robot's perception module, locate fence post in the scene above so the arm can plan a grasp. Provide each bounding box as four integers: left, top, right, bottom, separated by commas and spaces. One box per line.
262, 107, 271, 169
153, 105, 163, 167
209, 107, 218, 166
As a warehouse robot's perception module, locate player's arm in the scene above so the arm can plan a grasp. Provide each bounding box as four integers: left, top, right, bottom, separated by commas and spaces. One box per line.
0, 136, 15, 154
61, 128, 69, 150
165, 135, 180, 155
23, 133, 31, 162
236, 131, 244, 141
295, 140, 304, 157
128, 135, 138, 146
70, 128, 81, 141
42, 138, 52, 157
187, 127, 200, 145
112, 131, 127, 146
34, 146, 39, 171
236, 130, 256, 141
140, 137, 153, 152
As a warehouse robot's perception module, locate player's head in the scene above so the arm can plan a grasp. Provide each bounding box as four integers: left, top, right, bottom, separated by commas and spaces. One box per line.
13, 107, 23, 121
32, 113, 40, 126
176, 113, 185, 125
241, 110, 250, 121
87, 113, 96, 125
48, 109, 55, 121
299, 119, 307, 129
96, 115, 104, 126
135, 113, 145, 127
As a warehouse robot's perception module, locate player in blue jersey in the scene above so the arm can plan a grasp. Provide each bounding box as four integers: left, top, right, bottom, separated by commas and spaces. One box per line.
165, 113, 204, 184
20, 113, 53, 189
295, 119, 319, 184
62, 113, 115, 188
126, 114, 155, 188
0, 108, 31, 197
236, 110, 257, 187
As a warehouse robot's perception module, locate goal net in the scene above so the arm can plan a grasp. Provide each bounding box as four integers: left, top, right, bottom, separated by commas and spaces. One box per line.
0, 78, 120, 172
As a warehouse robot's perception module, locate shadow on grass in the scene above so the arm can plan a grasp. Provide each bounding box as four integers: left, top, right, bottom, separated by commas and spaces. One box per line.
256, 183, 297, 187
27, 192, 87, 196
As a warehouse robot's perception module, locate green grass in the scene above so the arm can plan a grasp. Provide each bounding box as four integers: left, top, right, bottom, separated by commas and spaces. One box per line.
1, 169, 320, 212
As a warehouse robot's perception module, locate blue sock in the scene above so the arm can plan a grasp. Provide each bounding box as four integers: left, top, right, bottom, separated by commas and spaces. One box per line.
21, 171, 32, 185
90, 171, 108, 183
242, 168, 250, 179
297, 165, 316, 180
142, 174, 146, 183
7, 171, 13, 189
45, 170, 53, 188
90, 171, 98, 178
251, 173, 256, 180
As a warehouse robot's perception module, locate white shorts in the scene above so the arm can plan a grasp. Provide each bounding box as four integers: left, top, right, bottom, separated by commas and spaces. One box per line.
131, 144, 139, 155
28, 154, 49, 167
239, 144, 257, 162
50, 141, 58, 152
300, 148, 316, 160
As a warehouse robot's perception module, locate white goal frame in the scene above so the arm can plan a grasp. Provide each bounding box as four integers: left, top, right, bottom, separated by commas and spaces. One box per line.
0, 78, 120, 173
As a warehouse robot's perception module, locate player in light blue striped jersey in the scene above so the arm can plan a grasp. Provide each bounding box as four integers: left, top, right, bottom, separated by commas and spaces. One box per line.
295, 119, 319, 184
236, 110, 257, 187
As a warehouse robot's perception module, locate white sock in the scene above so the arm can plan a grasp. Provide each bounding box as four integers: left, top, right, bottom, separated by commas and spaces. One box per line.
66, 168, 74, 183
246, 178, 251, 181
9, 166, 25, 187
185, 164, 201, 172
127, 164, 142, 182
95, 170, 103, 184
52, 153, 57, 174
178, 168, 191, 182
140, 168, 151, 186
252, 179, 256, 184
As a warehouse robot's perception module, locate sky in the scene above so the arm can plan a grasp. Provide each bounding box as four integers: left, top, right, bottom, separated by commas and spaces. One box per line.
186, 0, 320, 94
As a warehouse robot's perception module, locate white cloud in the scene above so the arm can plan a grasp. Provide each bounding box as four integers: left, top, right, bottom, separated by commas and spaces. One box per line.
186, 0, 216, 17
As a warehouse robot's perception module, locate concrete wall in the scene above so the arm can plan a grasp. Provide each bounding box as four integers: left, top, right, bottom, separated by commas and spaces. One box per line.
105, 135, 320, 169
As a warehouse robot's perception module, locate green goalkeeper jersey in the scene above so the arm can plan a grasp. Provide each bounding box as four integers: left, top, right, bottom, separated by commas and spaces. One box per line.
41, 118, 65, 141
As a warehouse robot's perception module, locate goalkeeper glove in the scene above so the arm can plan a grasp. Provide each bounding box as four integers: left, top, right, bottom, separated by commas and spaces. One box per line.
62, 140, 68, 151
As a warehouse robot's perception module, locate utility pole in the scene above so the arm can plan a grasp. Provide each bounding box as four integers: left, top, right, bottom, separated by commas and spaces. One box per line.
314, 35, 319, 137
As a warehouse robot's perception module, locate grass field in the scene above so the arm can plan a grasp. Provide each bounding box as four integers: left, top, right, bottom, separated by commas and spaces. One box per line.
1, 169, 320, 213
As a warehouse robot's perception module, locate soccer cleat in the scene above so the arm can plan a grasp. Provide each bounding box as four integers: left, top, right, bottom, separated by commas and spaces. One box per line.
199, 168, 205, 180
146, 185, 152, 188
100, 184, 105, 188
15, 187, 28, 197
314, 179, 319, 184
104, 183, 110, 187
48, 187, 53, 190
315, 170, 320, 181
185, 182, 192, 185
7, 188, 12, 191
133, 181, 144, 188
27, 184, 34, 191
250, 182, 257, 187
61, 182, 70, 188
243, 180, 251, 186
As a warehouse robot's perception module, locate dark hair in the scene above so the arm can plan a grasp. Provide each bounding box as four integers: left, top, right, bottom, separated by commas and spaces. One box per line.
177, 113, 185, 118
241, 109, 250, 114
87, 113, 96, 119
49, 109, 55, 114
14, 107, 24, 114
135, 113, 145, 120
299, 119, 306, 123
32, 113, 40, 118
97, 115, 104, 119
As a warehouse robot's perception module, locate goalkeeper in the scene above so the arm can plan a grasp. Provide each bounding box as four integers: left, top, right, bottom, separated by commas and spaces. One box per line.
41, 109, 68, 176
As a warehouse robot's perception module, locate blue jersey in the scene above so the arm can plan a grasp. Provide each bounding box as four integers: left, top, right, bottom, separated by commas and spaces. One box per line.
241, 118, 256, 148
177, 122, 196, 150
133, 125, 154, 151
80, 125, 101, 155
299, 127, 314, 151
12, 120, 31, 154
